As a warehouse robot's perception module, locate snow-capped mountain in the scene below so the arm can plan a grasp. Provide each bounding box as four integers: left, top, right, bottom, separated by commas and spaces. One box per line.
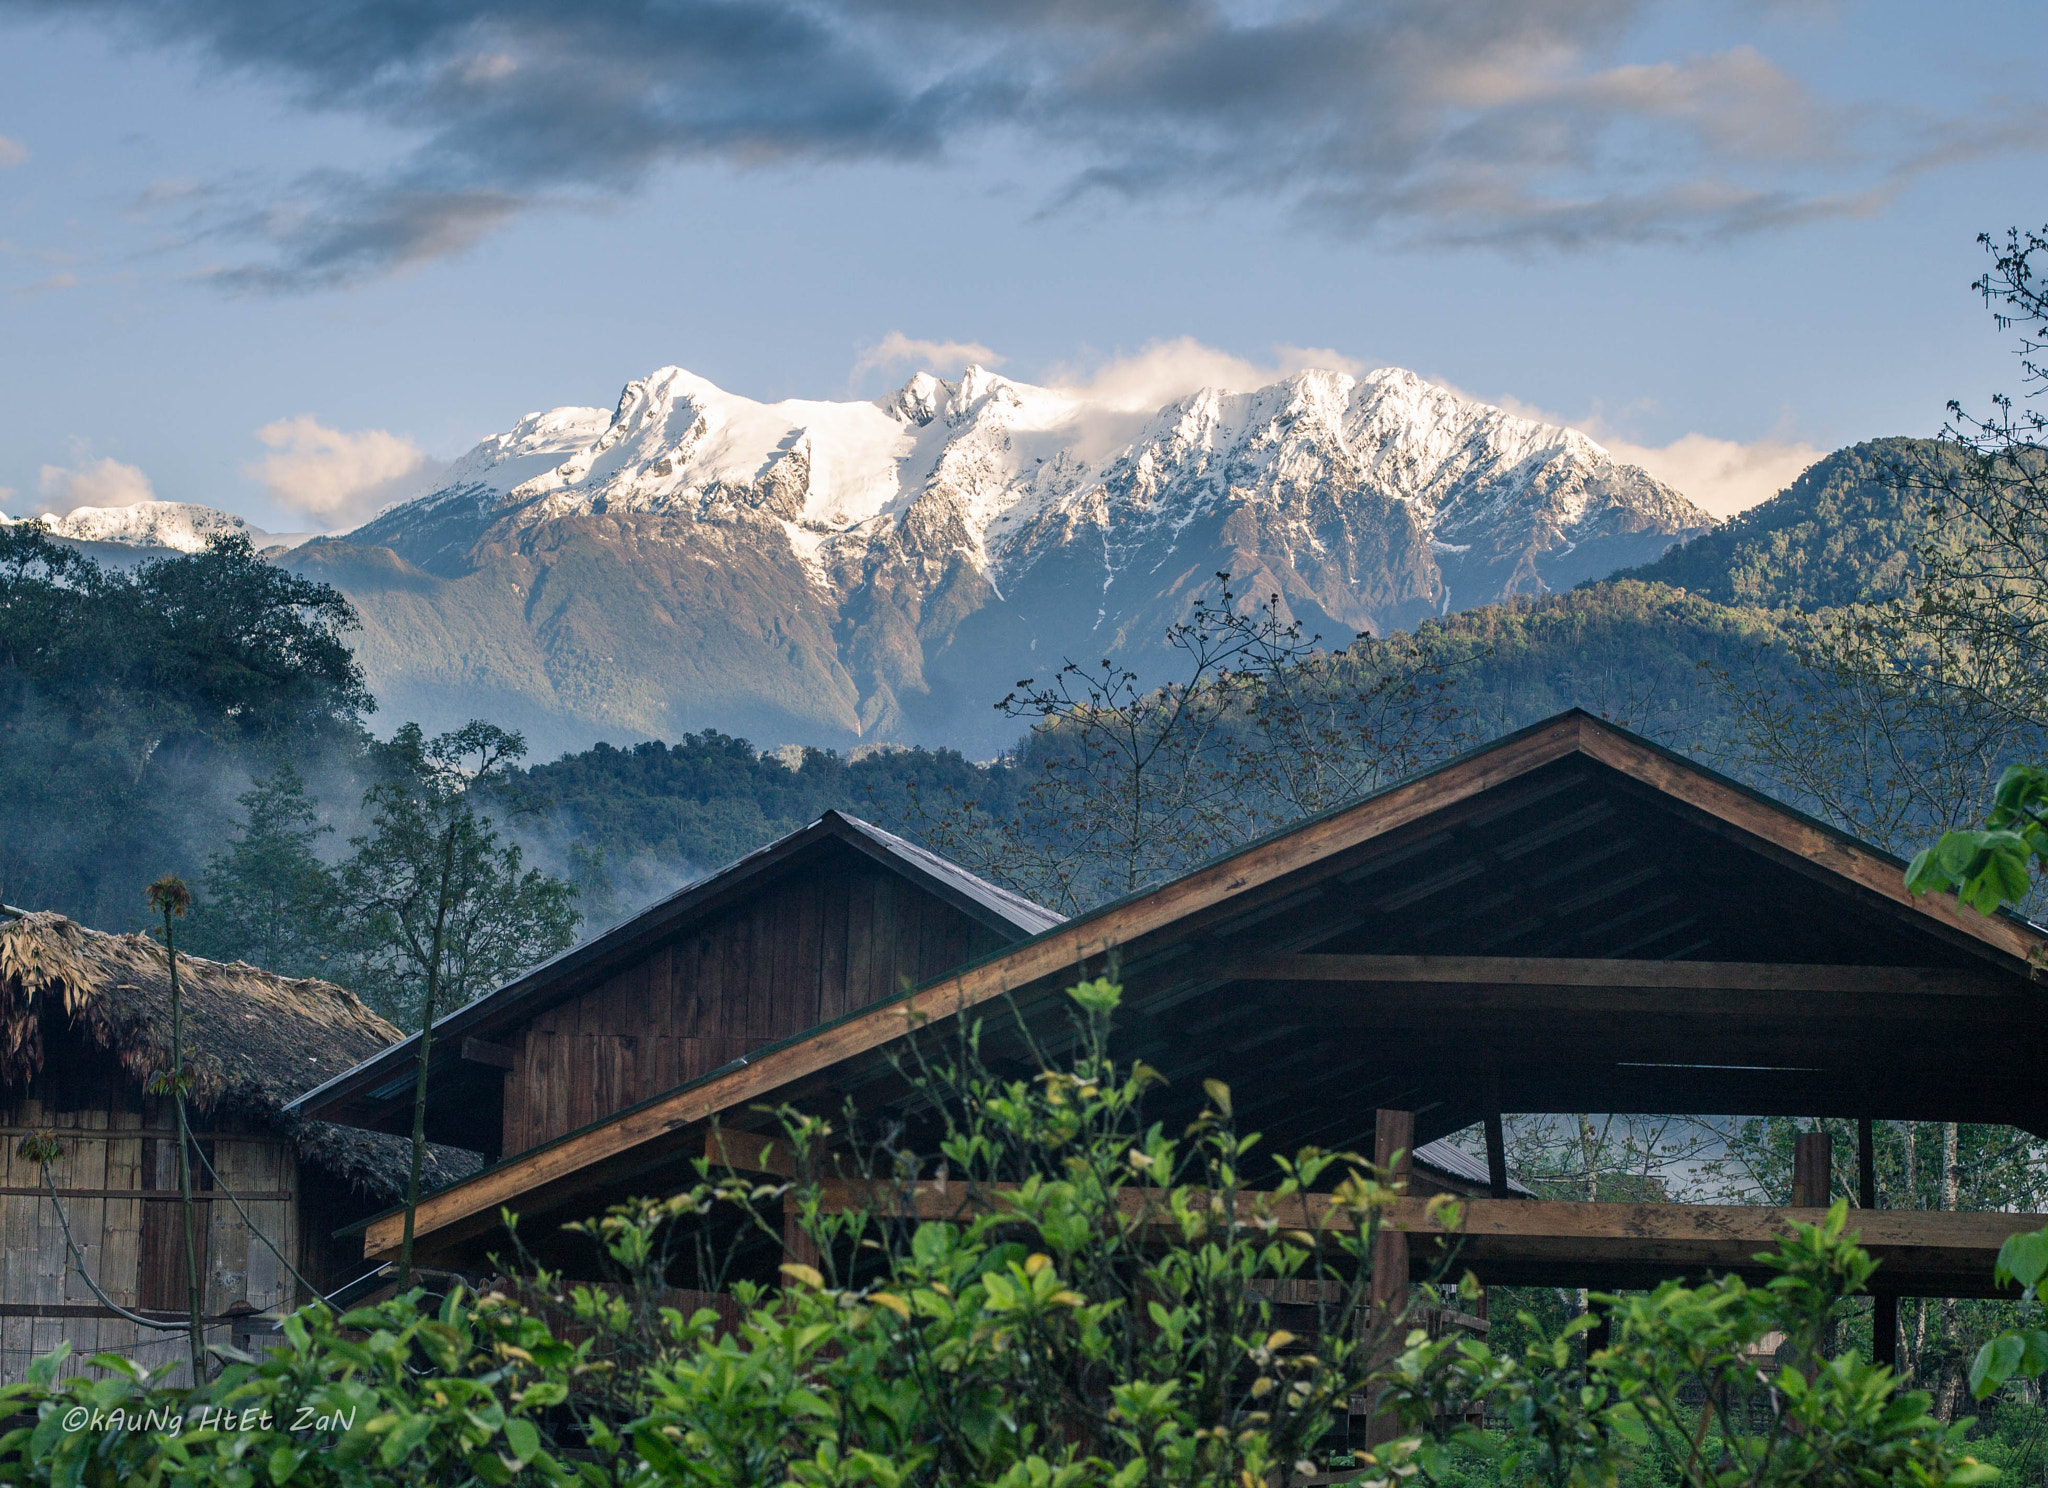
3, 501, 318, 555
289, 364, 1707, 754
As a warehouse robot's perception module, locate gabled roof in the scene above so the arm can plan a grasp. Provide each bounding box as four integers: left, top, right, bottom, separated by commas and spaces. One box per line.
352, 709, 2048, 1264
832, 814, 1064, 937
286, 809, 1061, 1143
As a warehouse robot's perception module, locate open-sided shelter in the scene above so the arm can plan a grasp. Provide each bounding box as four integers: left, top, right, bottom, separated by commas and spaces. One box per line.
294, 712, 2048, 1354
0, 910, 476, 1381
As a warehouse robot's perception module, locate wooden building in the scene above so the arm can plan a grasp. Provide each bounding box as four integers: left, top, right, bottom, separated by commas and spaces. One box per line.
295, 810, 1066, 1161
294, 712, 2048, 1351
0, 910, 476, 1381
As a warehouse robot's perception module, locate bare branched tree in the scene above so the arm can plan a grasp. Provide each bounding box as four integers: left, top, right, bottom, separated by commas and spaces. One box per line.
911, 578, 1474, 913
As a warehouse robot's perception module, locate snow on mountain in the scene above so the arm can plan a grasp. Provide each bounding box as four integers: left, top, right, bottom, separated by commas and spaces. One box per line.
2, 500, 326, 555
3, 500, 261, 553
357, 362, 1697, 598
302, 363, 1710, 755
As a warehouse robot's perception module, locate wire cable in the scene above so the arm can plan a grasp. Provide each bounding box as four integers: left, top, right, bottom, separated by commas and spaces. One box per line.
180, 1105, 327, 1302
179, 1105, 402, 1309
34, 1162, 191, 1332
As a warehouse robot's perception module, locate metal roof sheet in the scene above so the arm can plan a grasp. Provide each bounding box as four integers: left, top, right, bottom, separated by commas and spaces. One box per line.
1413, 1137, 1536, 1198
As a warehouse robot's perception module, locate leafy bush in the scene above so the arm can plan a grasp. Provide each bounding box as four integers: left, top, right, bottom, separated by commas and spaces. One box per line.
0, 982, 2007, 1488
1385, 1202, 1996, 1488
0, 1288, 584, 1486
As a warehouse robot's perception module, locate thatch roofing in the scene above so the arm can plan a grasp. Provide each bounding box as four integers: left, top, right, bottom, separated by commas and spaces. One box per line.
0, 911, 479, 1202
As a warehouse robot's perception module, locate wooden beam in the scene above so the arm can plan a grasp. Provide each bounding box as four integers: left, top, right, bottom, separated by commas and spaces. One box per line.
1364, 1109, 1416, 1451
704, 1128, 796, 1178
795, 1181, 2039, 1298
1572, 721, 2046, 967
460, 1038, 516, 1070
1231, 954, 2015, 996
1372, 1110, 1415, 1315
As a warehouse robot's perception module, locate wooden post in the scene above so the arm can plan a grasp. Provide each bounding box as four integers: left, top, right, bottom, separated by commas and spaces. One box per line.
1372, 1108, 1415, 1312
1858, 1118, 1876, 1209
1873, 1293, 1899, 1369
1584, 1303, 1611, 1356
782, 1201, 821, 1272
1484, 1111, 1510, 1200
1792, 1131, 1832, 1207
1361, 1109, 1415, 1452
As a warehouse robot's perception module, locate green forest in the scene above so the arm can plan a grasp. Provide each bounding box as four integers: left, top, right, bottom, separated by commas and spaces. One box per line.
6, 226, 2048, 1484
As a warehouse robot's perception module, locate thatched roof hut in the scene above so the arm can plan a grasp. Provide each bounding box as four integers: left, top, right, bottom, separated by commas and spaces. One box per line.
0, 911, 478, 1201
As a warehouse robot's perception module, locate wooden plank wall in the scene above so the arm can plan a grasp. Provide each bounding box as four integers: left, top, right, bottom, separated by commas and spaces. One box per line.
505, 859, 1008, 1154
0, 1090, 303, 1385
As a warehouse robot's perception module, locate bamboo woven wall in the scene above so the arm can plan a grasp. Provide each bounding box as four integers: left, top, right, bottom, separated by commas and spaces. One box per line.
0, 1093, 301, 1385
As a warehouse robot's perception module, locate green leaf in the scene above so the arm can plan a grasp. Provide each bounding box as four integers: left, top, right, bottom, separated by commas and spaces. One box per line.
503, 1417, 540, 1464
1996, 1228, 2048, 1289
1970, 1333, 2025, 1398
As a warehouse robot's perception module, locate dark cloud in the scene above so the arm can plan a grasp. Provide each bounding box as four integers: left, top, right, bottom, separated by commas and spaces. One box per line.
205, 183, 526, 292
9, 0, 2036, 288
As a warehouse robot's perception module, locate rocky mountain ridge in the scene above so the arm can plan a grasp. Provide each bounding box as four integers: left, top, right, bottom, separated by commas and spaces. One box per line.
0, 500, 325, 556
21, 365, 1713, 755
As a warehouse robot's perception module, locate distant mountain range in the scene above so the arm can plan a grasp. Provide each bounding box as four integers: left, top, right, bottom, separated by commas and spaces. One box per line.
11, 365, 1726, 755
305, 366, 1712, 753
0, 501, 320, 559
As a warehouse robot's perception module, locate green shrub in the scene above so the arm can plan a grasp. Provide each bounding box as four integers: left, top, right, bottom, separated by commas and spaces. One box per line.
0, 980, 2006, 1488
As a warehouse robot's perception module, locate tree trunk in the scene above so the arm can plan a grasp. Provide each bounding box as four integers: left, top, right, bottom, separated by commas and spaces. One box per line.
1936, 1122, 1961, 1420
1903, 1122, 1921, 1382
164, 908, 206, 1384
398, 819, 459, 1289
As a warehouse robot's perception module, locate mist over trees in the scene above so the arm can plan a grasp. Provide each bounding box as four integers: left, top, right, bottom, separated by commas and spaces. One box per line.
0, 527, 370, 928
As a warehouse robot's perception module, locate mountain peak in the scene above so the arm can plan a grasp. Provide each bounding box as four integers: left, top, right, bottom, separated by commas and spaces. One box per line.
5, 500, 260, 553
324, 358, 1712, 754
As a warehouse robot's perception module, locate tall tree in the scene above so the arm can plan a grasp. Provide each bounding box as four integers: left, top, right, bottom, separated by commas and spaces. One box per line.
185, 765, 343, 978
340, 722, 579, 1284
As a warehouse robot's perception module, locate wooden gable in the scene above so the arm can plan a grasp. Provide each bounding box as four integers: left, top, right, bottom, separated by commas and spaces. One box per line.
501, 847, 1012, 1154
290, 811, 1056, 1160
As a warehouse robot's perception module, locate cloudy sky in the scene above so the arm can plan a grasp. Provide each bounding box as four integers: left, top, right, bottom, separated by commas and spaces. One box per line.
0, 0, 2041, 531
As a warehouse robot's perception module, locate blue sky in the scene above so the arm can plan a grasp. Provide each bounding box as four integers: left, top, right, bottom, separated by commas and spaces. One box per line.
0, 0, 2042, 532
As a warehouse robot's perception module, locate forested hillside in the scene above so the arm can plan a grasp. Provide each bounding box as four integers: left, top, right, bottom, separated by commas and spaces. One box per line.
0, 429, 2021, 944
0, 525, 1822, 933
0, 525, 370, 929
1615, 437, 1948, 609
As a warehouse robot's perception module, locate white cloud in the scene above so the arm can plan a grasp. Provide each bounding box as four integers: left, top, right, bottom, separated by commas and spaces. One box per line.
0, 137, 26, 170
852, 332, 1006, 383
1041, 337, 1373, 412
37, 456, 155, 512
1404, 382, 1821, 518
244, 415, 444, 528
1599, 430, 1824, 519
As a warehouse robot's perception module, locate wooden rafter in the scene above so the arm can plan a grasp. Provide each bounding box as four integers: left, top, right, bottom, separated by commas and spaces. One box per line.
365, 713, 2048, 1262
